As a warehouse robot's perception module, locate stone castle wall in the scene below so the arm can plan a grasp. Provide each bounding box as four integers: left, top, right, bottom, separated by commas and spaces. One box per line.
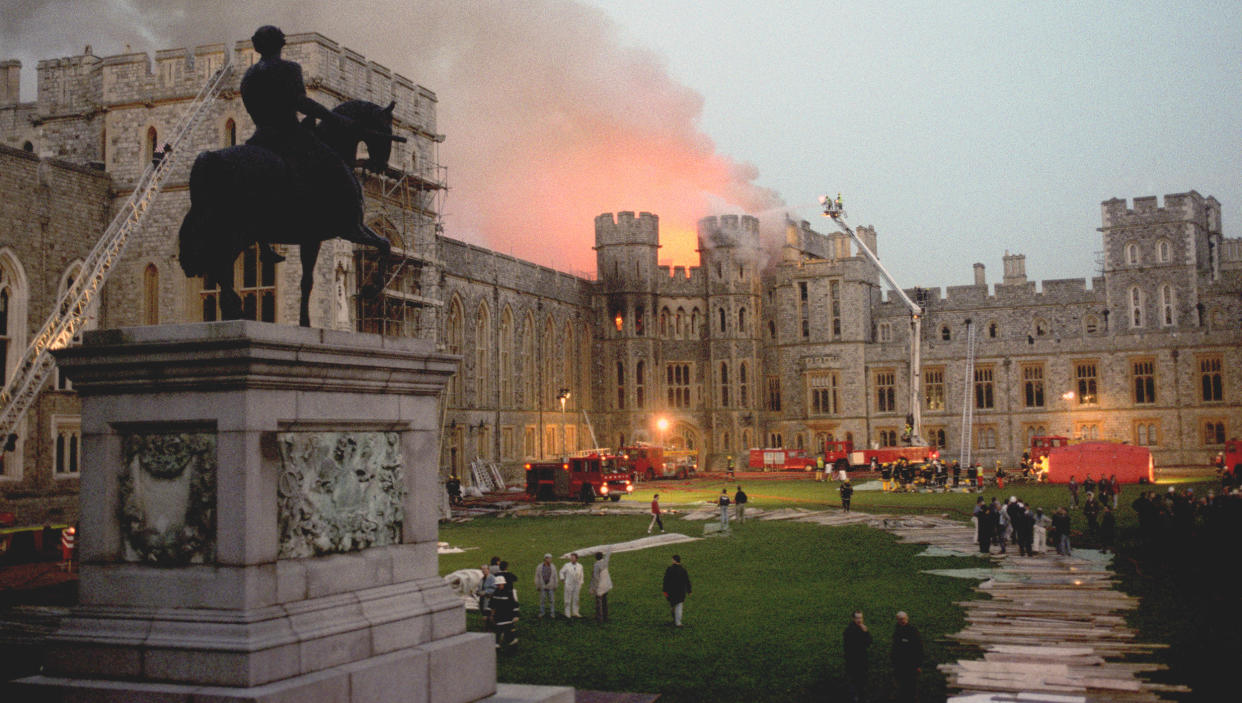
0, 145, 112, 523
1, 32, 1240, 525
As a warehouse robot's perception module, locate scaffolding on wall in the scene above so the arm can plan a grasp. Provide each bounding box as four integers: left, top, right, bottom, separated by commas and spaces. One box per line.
356, 134, 447, 343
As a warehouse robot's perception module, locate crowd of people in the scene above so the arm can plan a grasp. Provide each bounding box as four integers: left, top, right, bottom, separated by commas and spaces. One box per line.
472, 548, 700, 648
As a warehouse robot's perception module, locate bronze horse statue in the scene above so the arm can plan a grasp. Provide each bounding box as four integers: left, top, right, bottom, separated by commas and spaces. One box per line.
178, 100, 403, 326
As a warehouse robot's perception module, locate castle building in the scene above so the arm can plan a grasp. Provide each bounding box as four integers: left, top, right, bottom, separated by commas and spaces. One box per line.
1, 34, 1240, 527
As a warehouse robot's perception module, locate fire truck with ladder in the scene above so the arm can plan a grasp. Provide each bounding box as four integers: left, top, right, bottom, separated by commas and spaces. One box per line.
524, 450, 634, 502
817, 193, 935, 469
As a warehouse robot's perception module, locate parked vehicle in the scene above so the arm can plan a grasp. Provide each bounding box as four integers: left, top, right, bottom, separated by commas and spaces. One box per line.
748, 448, 816, 471
524, 452, 634, 502
821, 440, 938, 473
1045, 441, 1153, 484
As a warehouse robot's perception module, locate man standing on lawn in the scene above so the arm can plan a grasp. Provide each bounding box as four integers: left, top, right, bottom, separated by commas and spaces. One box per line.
717, 488, 731, 531
891, 611, 923, 702
843, 610, 872, 702
533, 553, 557, 619
590, 550, 613, 623
840, 480, 854, 512
649, 493, 664, 534
734, 485, 748, 523
559, 552, 584, 619
662, 554, 692, 627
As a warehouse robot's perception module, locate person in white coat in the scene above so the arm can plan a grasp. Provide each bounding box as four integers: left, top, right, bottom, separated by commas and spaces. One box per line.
533, 553, 558, 619
590, 549, 613, 623
558, 552, 584, 619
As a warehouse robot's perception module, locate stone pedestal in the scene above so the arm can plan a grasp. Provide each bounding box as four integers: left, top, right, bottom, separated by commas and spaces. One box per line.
17, 322, 497, 702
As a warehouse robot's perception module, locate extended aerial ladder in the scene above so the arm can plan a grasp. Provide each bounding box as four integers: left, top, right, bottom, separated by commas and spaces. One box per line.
0, 59, 235, 441
819, 194, 927, 446
958, 318, 977, 467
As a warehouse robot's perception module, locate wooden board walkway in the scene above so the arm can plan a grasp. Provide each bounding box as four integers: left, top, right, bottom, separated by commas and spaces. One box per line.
681, 507, 1189, 701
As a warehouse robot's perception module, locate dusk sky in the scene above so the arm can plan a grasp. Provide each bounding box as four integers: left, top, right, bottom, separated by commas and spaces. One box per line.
3, 0, 1238, 290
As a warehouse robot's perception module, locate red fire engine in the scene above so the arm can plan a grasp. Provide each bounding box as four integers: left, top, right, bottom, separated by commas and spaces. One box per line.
524, 451, 634, 502
1217, 438, 1241, 478
622, 444, 696, 481
1029, 435, 1069, 463
747, 448, 816, 471
821, 440, 938, 473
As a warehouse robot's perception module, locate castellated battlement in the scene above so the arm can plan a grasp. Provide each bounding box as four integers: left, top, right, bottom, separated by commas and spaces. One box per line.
595, 211, 659, 247
697, 214, 759, 249
12, 32, 435, 134
1100, 190, 1220, 231
658, 263, 706, 296
888, 274, 1099, 312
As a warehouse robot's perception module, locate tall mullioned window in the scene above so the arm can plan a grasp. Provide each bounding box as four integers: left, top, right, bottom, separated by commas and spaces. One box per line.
1075, 361, 1098, 405
924, 367, 945, 411
1200, 356, 1223, 402
667, 363, 692, 409
445, 298, 463, 404
798, 281, 809, 338
719, 362, 730, 407
616, 361, 625, 410
809, 372, 839, 415
829, 280, 841, 338
635, 361, 646, 409
767, 376, 781, 411
200, 244, 275, 324
875, 370, 896, 412
1132, 359, 1156, 404
738, 362, 749, 408
974, 366, 994, 409
1022, 364, 1045, 408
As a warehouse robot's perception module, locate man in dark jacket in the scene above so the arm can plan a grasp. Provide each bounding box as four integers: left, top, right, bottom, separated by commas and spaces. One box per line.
843, 610, 872, 702
891, 611, 923, 702
973, 498, 992, 554
840, 480, 854, 512
662, 554, 692, 627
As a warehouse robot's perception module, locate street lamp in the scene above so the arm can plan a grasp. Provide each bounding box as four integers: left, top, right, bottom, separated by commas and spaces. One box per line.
557, 388, 571, 458
656, 417, 669, 447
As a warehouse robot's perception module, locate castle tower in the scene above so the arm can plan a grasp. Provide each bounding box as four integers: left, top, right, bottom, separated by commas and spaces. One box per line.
594, 212, 661, 448
1100, 191, 1218, 332
697, 215, 763, 464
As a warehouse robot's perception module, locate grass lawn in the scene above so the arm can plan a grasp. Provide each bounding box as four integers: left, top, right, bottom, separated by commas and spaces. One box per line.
441, 473, 1223, 701
439, 499, 985, 702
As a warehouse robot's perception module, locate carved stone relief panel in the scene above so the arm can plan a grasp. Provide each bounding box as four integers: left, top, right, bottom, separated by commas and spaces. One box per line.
276, 431, 405, 559
119, 432, 217, 564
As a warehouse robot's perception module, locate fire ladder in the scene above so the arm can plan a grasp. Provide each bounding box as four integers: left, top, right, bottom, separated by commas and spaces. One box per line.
0, 58, 234, 441
958, 318, 977, 467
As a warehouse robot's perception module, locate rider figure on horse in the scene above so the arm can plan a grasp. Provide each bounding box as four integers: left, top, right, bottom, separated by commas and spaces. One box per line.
240, 26, 384, 262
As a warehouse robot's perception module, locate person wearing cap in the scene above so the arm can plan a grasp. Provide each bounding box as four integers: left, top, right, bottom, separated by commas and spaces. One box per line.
534, 553, 558, 619
559, 552, 584, 619
490, 573, 519, 649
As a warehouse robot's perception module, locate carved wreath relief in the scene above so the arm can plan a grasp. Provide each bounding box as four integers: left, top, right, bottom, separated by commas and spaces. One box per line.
118, 432, 217, 564
277, 432, 405, 559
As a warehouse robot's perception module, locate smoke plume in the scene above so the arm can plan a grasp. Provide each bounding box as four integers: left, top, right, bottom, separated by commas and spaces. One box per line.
2, 0, 784, 275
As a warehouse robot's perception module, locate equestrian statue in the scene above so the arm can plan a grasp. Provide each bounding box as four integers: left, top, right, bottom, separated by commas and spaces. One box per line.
179, 25, 404, 327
